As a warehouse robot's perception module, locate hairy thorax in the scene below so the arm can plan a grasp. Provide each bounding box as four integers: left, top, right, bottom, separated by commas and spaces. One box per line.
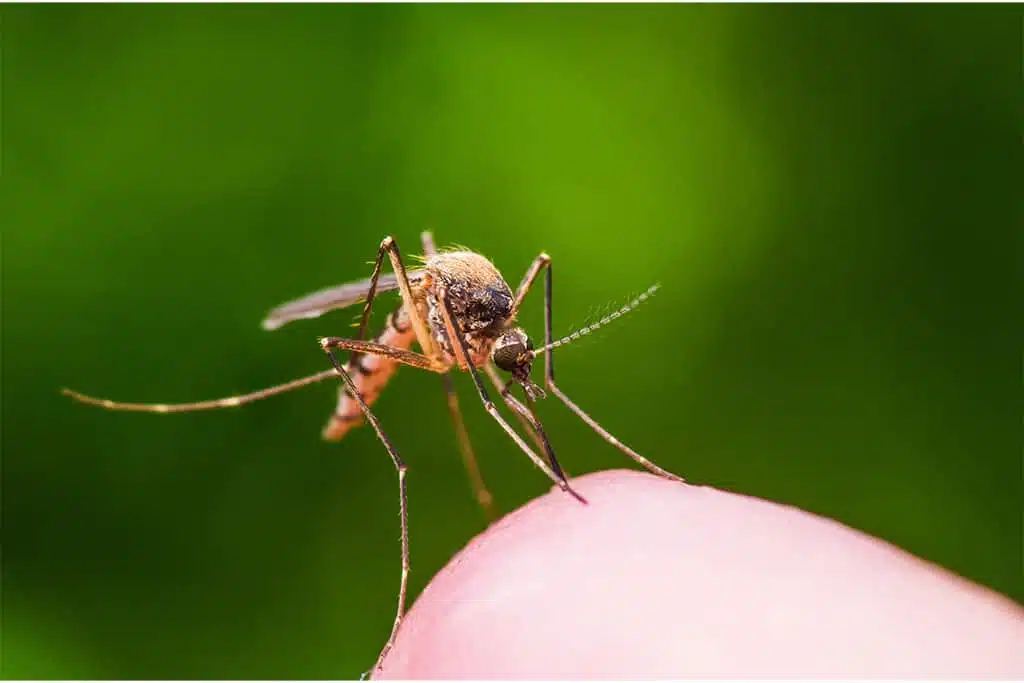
416, 251, 515, 368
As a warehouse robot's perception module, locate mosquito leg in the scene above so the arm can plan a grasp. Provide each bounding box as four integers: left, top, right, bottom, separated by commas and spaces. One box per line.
440, 373, 497, 522
437, 289, 586, 504
62, 368, 342, 413
510, 252, 550, 318
379, 236, 440, 362
503, 373, 574, 481
353, 236, 395, 344
534, 258, 685, 483
327, 235, 440, 436
484, 362, 547, 458
323, 237, 396, 438
318, 338, 446, 373
496, 381, 567, 481
320, 335, 447, 439
319, 344, 410, 675
483, 363, 574, 479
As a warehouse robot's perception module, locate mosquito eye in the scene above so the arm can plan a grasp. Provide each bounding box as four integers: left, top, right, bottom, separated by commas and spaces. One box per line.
493, 340, 525, 372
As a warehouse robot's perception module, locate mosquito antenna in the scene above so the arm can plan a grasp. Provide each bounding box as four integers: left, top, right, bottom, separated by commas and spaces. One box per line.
62, 368, 340, 413
531, 283, 660, 358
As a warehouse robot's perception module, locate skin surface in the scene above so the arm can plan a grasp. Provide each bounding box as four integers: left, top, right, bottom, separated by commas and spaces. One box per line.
376, 469, 1023, 679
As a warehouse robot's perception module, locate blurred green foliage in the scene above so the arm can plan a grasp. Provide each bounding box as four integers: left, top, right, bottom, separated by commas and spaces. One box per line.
3, 4, 1019, 679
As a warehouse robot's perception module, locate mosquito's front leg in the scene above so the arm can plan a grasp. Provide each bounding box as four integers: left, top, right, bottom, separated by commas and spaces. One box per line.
436, 287, 585, 504
527, 255, 685, 483
498, 382, 567, 481
485, 362, 565, 475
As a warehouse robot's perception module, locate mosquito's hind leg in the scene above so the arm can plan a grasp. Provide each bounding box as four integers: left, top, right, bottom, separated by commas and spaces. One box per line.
62, 369, 342, 414
320, 344, 410, 675
436, 288, 586, 504
528, 255, 685, 483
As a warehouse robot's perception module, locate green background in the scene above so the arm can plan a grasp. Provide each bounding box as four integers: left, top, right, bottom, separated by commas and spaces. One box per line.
3, 5, 1019, 679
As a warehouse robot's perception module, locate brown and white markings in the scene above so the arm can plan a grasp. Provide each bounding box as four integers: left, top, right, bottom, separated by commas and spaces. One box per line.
62, 231, 685, 675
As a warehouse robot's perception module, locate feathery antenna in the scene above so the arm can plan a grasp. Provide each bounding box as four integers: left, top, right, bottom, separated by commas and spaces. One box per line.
531, 283, 660, 358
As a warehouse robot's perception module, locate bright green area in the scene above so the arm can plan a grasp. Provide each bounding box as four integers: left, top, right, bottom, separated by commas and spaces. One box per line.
3, 5, 1019, 679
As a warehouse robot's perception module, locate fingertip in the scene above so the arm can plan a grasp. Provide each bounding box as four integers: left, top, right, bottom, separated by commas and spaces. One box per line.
377, 469, 1024, 679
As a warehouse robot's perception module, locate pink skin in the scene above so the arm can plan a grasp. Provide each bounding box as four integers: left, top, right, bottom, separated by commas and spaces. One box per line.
376, 469, 1023, 679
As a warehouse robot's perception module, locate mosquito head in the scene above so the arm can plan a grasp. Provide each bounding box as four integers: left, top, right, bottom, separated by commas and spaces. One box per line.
492, 327, 546, 401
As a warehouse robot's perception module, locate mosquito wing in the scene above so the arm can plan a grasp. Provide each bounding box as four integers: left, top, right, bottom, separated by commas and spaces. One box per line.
261, 270, 425, 331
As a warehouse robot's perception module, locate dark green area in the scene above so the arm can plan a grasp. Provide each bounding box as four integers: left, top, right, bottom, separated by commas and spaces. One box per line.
3, 5, 1019, 679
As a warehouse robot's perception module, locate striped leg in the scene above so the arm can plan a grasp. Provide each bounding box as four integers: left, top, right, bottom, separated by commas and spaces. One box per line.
319, 346, 409, 676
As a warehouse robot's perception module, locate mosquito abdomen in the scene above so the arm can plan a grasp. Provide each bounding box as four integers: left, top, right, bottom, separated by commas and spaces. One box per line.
323, 306, 417, 441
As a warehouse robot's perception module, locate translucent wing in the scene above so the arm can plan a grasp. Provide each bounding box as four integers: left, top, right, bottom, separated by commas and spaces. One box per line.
261, 270, 425, 331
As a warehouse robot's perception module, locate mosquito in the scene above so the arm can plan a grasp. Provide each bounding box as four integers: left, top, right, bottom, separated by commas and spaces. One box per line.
62, 231, 685, 674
